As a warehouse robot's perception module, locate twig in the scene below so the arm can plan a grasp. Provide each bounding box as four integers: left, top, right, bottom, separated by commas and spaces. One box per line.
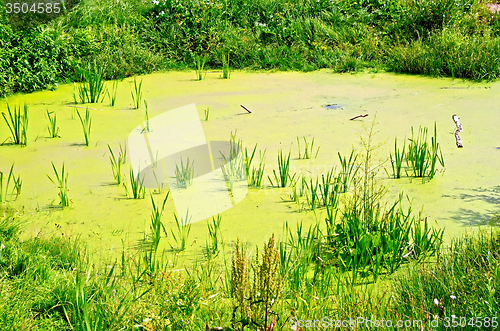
240, 104, 252, 113
349, 114, 368, 120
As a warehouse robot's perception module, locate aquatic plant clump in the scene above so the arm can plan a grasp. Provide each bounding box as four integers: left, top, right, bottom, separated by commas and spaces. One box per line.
0, 165, 22, 203
76, 108, 92, 146
47, 162, 70, 207
2, 103, 28, 146
75, 61, 106, 103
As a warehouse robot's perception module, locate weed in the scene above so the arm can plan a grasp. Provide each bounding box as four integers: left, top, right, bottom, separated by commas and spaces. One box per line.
142, 100, 151, 133
47, 162, 70, 207
250, 150, 266, 188
107, 144, 125, 184
0, 165, 22, 203
222, 53, 231, 79
76, 108, 92, 146
388, 137, 405, 179
174, 157, 195, 189
170, 210, 192, 251
2, 103, 28, 146
296, 136, 319, 159
204, 106, 209, 121
268, 149, 295, 187
46, 109, 60, 138
337, 149, 359, 193
125, 166, 145, 199
107, 80, 118, 106
76, 61, 106, 103
131, 77, 143, 109
406, 123, 444, 180
205, 215, 222, 258
195, 54, 207, 81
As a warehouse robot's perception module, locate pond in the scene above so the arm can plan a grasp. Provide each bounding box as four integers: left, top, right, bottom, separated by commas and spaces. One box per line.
1, 69, 499, 262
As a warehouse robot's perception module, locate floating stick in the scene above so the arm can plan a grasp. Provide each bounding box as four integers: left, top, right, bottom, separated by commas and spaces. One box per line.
349, 114, 368, 120
240, 104, 252, 113
452, 114, 463, 148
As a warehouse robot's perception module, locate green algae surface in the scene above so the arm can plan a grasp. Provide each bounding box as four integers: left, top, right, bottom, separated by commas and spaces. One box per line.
1, 70, 499, 263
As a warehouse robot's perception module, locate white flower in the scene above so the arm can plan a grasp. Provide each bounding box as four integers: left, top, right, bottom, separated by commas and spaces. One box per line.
434, 298, 439, 306
0, 244, 4, 249
450, 295, 456, 300
153, 0, 159, 4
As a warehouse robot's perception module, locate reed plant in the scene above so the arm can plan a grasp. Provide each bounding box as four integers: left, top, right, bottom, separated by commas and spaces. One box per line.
268, 149, 295, 187
125, 167, 145, 199
149, 193, 169, 256
296, 136, 319, 159
76, 108, 92, 146
222, 54, 230, 79
250, 150, 266, 188
337, 149, 359, 193
194, 54, 207, 81
174, 157, 195, 189
429, 122, 445, 179
130, 77, 143, 109
0, 165, 22, 203
143, 100, 151, 133
47, 162, 70, 207
2, 103, 28, 146
46, 109, 60, 138
388, 137, 405, 179
170, 210, 192, 251
304, 177, 320, 211
107, 144, 125, 184
205, 215, 222, 258
76, 61, 106, 103
406, 123, 444, 179
107, 80, 118, 106
204, 106, 210, 121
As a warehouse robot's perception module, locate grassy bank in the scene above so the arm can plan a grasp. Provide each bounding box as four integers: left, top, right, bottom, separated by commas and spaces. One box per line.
0, 208, 499, 330
1, 0, 500, 96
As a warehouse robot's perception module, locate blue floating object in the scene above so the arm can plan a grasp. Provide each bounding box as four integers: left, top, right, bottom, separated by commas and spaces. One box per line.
323, 104, 343, 109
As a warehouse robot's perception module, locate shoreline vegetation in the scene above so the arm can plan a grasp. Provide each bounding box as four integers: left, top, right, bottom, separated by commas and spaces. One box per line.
1, 0, 500, 96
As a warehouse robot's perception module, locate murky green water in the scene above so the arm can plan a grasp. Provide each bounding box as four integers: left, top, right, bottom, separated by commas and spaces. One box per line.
1, 70, 499, 263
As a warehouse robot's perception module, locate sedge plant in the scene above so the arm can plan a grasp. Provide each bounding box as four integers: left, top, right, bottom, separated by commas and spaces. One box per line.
0, 165, 22, 203
47, 162, 70, 207
46, 109, 60, 138
174, 157, 195, 189
131, 77, 143, 110
268, 149, 295, 187
76, 108, 92, 146
2, 103, 28, 146
296, 136, 319, 159
195, 54, 207, 81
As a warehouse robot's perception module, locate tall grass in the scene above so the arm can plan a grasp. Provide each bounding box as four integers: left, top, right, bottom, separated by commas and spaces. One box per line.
174, 157, 195, 189
205, 215, 222, 257
130, 77, 143, 109
268, 149, 295, 187
107, 80, 118, 106
125, 166, 145, 199
296, 136, 319, 159
107, 143, 126, 184
76, 61, 106, 103
406, 123, 444, 179
194, 54, 207, 81
222, 54, 230, 79
169, 210, 192, 251
2, 103, 28, 146
47, 162, 70, 207
46, 109, 60, 138
0, 165, 22, 203
76, 108, 92, 146
388, 137, 405, 179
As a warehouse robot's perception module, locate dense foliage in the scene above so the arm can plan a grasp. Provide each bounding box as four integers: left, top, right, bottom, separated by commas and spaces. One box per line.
0, 0, 500, 95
